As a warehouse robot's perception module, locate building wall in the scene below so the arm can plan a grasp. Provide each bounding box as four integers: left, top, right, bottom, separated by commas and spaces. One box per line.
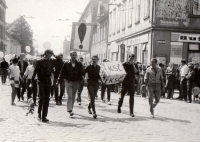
0, 1, 6, 53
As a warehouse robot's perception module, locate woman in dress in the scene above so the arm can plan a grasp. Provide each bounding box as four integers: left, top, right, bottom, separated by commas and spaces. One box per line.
165, 62, 176, 99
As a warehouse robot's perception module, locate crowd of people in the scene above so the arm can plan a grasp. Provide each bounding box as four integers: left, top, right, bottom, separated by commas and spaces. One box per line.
0, 49, 200, 122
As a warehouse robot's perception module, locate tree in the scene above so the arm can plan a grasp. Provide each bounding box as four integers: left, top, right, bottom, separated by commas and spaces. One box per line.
6, 17, 34, 55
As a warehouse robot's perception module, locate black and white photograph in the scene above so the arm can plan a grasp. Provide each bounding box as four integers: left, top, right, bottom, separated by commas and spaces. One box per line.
0, 0, 200, 142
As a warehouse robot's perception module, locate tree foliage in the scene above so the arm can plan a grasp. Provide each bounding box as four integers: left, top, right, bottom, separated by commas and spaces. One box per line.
6, 17, 34, 55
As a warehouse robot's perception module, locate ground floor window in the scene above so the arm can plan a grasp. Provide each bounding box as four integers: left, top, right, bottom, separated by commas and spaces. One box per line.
188, 43, 200, 63
112, 52, 118, 61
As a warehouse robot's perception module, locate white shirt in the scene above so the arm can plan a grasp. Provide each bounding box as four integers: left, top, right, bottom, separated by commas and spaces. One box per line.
24, 65, 36, 79
180, 64, 189, 77
9, 65, 20, 81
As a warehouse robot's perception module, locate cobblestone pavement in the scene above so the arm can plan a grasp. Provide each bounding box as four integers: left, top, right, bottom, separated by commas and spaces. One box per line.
0, 82, 200, 142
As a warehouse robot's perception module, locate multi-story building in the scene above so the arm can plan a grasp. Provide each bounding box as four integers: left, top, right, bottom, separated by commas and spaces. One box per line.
4, 32, 21, 55
0, 0, 7, 54
91, 0, 109, 63
78, 0, 99, 63
108, 0, 200, 65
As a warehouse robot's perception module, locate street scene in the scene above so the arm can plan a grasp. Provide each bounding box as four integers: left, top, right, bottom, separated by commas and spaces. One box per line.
0, 0, 200, 142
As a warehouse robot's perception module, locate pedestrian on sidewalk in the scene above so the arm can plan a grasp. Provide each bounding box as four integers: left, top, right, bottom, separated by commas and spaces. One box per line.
101, 58, 112, 105
18, 53, 28, 101
31, 59, 38, 106
32, 49, 56, 122
0, 58, 9, 85
165, 62, 176, 99
144, 58, 165, 118
53, 53, 65, 105
179, 59, 189, 101
185, 64, 195, 103
83, 55, 101, 119
8, 58, 23, 105
63, 51, 83, 117
76, 57, 86, 105
23, 58, 35, 101
117, 54, 139, 117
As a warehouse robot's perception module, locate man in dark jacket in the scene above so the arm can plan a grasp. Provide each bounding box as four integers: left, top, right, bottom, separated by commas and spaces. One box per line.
53, 53, 65, 105
0, 58, 9, 85
118, 54, 139, 117
63, 51, 83, 117
32, 49, 56, 122
83, 55, 101, 119
18, 53, 28, 101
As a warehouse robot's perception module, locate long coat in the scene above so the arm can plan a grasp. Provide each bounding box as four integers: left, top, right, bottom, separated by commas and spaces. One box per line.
165, 67, 176, 89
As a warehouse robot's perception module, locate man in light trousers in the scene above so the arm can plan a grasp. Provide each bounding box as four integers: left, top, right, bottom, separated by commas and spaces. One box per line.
144, 58, 165, 118
63, 52, 83, 116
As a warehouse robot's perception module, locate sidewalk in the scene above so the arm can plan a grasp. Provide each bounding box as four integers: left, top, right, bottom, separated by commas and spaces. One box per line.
0, 83, 199, 142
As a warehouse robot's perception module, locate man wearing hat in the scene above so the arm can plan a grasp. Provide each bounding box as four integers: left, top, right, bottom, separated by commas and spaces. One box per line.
32, 49, 56, 122
118, 54, 139, 117
18, 53, 28, 101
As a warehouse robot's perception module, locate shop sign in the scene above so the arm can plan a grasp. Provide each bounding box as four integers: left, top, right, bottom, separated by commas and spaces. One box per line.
170, 42, 183, 64
157, 40, 165, 44
171, 32, 200, 43
128, 34, 148, 46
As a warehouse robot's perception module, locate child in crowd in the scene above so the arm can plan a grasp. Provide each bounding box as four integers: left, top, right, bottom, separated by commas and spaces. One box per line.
8, 58, 23, 105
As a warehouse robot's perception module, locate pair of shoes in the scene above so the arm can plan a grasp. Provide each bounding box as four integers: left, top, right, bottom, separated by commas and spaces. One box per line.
34, 103, 37, 106
88, 109, 92, 114
78, 102, 81, 105
56, 102, 59, 105
107, 101, 111, 105
101, 100, 105, 103
187, 100, 192, 103
150, 113, 154, 118
69, 112, 74, 116
12, 102, 16, 106
93, 114, 97, 119
130, 113, 135, 117
59, 101, 62, 105
95, 95, 98, 98
117, 107, 121, 113
42, 118, 49, 122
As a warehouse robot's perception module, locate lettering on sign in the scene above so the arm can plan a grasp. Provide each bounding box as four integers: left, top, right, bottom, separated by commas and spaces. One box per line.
107, 64, 124, 72
109, 75, 124, 84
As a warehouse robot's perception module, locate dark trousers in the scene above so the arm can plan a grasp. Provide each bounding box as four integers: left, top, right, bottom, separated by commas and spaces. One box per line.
118, 82, 135, 114
38, 82, 51, 119
20, 73, 26, 100
167, 89, 174, 99
51, 86, 54, 97
54, 78, 65, 103
180, 78, 187, 100
187, 84, 192, 101
77, 79, 84, 102
1, 69, 7, 84
16, 87, 20, 101
101, 84, 111, 101
27, 79, 32, 99
32, 79, 38, 104
87, 80, 99, 114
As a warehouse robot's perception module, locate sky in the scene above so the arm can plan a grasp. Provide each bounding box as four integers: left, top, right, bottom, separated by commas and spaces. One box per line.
6, 0, 90, 54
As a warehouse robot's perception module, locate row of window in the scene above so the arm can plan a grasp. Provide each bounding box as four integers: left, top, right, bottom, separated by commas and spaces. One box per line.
93, 21, 108, 43
109, 0, 150, 35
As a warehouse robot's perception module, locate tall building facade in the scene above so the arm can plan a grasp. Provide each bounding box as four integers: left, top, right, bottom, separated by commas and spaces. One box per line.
108, 0, 200, 65
0, 0, 7, 54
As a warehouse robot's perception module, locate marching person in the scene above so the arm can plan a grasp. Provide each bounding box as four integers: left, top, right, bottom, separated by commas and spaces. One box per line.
53, 53, 65, 105
0, 58, 9, 85
179, 59, 189, 101
144, 58, 165, 118
101, 58, 112, 105
18, 53, 28, 101
63, 51, 83, 116
23, 58, 35, 101
32, 49, 56, 122
76, 57, 86, 105
117, 54, 138, 117
32, 59, 38, 106
83, 55, 101, 119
